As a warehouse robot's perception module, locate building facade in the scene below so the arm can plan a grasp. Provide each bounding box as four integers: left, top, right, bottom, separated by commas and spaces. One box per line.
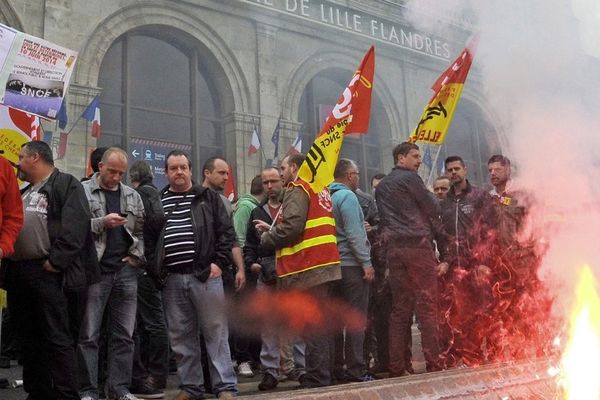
3, 0, 503, 191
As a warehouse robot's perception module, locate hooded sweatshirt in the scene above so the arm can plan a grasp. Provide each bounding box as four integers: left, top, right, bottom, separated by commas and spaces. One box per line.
329, 182, 371, 268
233, 193, 261, 247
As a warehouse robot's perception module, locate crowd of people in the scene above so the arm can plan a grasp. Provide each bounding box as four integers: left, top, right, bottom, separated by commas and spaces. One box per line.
0, 140, 551, 400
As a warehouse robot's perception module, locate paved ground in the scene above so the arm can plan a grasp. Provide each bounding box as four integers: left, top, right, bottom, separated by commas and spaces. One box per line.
0, 326, 426, 399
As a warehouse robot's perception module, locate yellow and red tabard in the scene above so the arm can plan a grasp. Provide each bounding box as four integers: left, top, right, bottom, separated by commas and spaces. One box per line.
276, 179, 340, 277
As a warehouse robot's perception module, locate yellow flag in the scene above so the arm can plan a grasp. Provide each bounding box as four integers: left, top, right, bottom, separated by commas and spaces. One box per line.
409, 36, 478, 145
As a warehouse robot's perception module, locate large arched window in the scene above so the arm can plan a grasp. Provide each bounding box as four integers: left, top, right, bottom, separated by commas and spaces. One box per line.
97, 26, 224, 184
298, 68, 389, 190
437, 99, 501, 187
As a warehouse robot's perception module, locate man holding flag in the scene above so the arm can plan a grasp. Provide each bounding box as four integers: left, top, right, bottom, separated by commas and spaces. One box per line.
255, 46, 375, 388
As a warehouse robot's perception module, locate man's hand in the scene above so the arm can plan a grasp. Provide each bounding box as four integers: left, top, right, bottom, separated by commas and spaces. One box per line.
250, 263, 262, 274
253, 220, 271, 234
363, 265, 375, 282
364, 221, 373, 233
436, 262, 449, 277
235, 269, 246, 292
43, 260, 60, 273
209, 263, 222, 278
104, 213, 127, 229
122, 255, 142, 268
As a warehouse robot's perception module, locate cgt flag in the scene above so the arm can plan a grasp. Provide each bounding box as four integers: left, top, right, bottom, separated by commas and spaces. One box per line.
297, 46, 375, 193
409, 35, 478, 145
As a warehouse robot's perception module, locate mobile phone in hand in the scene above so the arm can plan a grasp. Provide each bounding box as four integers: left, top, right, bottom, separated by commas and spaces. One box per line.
119, 213, 128, 218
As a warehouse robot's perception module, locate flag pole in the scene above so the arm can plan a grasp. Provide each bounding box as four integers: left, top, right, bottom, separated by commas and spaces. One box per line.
426, 145, 443, 187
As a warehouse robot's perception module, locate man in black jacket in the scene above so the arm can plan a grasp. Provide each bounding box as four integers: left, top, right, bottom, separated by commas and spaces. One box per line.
158, 151, 237, 400
438, 155, 496, 367
6, 141, 98, 400
128, 160, 168, 397
375, 142, 443, 377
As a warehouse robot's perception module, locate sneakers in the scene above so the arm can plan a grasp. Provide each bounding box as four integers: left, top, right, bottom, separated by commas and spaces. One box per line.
171, 391, 204, 400
350, 372, 377, 382
131, 381, 165, 399
116, 394, 141, 400
237, 361, 254, 377
258, 374, 278, 391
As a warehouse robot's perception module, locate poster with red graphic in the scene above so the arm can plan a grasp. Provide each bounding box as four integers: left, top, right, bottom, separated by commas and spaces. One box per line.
0, 104, 41, 172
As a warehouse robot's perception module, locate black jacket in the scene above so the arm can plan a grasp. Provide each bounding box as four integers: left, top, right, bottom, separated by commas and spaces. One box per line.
244, 200, 277, 283
375, 166, 440, 244
135, 181, 165, 274
439, 180, 495, 266
154, 184, 235, 283
14, 169, 100, 291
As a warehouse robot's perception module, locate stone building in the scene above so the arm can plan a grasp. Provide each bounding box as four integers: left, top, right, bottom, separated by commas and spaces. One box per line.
2, 0, 502, 191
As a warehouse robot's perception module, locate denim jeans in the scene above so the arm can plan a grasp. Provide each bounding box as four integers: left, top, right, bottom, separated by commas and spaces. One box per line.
334, 265, 370, 379
77, 265, 139, 398
163, 273, 237, 398
132, 273, 169, 387
257, 281, 305, 379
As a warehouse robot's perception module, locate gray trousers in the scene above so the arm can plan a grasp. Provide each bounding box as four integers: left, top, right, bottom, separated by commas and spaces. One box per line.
257, 281, 305, 378
163, 274, 237, 397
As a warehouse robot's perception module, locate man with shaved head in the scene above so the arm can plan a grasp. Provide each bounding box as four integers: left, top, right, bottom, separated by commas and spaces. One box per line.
78, 147, 146, 400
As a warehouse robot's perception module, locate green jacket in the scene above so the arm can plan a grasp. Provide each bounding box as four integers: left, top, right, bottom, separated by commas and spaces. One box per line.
233, 193, 261, 247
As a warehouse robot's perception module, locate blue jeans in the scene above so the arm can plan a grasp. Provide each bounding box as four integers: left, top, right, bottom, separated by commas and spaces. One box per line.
163, 273, 237, 397
77, 265, 139, 398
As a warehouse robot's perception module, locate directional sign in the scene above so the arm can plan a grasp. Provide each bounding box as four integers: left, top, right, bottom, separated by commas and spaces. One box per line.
130, 137, 192, 190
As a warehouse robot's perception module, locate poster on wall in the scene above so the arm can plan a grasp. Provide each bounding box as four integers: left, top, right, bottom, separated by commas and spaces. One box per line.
0, 23, 77, 119
0, 104, 40, 178
130, 137, 192, 189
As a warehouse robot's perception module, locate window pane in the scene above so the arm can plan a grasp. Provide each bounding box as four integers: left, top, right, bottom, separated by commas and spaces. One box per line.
101, 104, 122, 134
129, 35, 191, 115
197, 68, 218, 118
130, 109, 191, 142
97, 133, 124, 148
98, 41, 122, 104
197, 119, 222, 147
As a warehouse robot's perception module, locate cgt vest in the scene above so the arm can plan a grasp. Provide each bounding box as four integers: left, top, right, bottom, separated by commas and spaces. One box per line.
276, 179, 340, 277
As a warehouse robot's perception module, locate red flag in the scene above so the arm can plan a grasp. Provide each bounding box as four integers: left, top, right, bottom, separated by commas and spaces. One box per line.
224, 164, 237, 202
297, 46, 375, 193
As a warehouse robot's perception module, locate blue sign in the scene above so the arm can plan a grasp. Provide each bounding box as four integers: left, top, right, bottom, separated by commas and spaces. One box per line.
130, 137, 192, 190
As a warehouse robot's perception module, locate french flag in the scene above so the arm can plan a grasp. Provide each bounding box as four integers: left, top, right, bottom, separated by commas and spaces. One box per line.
287, 133, 302, 155
82, 95, 101, 139
248, 126, 261, 156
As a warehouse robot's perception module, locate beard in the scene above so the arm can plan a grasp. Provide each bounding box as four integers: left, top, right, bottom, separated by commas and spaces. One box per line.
16, 166, 28, 182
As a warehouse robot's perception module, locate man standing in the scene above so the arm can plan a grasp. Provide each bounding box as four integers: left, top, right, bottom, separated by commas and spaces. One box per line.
6, 141, 96, 400
128, 160, 168, 398
432, 176, 451, 200
329, 159, 374, 382
244, 166, 305, 391
487, 154, 542, 360
233, 174, 264, 249
79, 147, 146, 400
0, 152, 22, 263
255, 153, 341, 388
438, 155, 495, 367
159, 151, 237, 400
375, 142, 443, 377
